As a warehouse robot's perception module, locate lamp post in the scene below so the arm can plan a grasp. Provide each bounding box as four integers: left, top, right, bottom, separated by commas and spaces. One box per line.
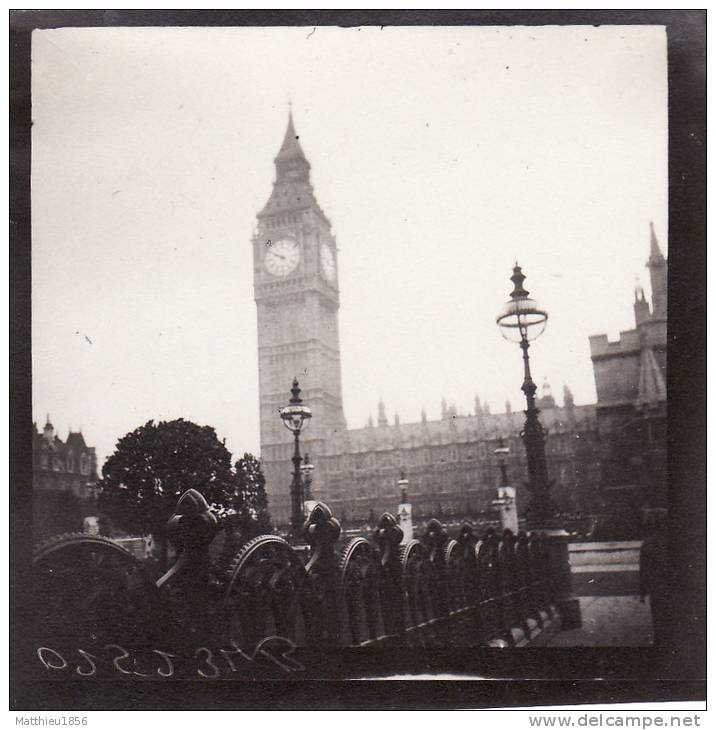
495, 437, 510, 489
300, 453, 314, 502
496, 263, 581, 629
492, 437, 518, 533
496, 263, 556, 528
279, 377, 312, 542
397, 470, 413, 543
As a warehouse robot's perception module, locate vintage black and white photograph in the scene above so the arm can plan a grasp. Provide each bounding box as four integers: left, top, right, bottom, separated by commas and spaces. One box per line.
10, 9, 705, 712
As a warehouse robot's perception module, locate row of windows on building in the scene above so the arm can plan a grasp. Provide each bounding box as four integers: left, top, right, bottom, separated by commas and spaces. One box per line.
262, 210, 305, 228
322, 437, 586, 472
319, 458, 601, 503
37, 449, 93, 475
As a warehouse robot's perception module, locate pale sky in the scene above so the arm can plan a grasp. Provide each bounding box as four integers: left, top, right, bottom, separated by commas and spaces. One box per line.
31, 25, 668, 467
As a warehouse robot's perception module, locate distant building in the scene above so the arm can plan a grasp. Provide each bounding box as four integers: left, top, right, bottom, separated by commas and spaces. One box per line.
251, 111, 603, 524
32, 416, 99, 540
589, 223, 667, 514
321, 382, 601, 523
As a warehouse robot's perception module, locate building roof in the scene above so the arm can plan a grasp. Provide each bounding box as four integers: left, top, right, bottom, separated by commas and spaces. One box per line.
258, 110, 327, 221
325, 403, 596, 454
274, 110, 308, 165
66, 431, 88, 450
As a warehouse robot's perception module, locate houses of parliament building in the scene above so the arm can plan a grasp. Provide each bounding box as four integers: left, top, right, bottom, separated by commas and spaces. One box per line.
252, 112, 667, 527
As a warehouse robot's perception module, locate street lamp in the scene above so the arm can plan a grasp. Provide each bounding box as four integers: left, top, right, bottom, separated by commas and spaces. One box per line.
492, 436, 518, 533
300, 453, 314, 502
494, 436, 510, 489
496, 263, 555, 527
279, 377, 312, 541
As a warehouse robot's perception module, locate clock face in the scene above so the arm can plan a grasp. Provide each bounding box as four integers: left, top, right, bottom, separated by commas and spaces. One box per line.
320, 243, 336, 282
265, 237, 300, 277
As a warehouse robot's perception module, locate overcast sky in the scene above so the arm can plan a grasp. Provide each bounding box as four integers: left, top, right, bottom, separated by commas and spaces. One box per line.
31, 25, 667, 467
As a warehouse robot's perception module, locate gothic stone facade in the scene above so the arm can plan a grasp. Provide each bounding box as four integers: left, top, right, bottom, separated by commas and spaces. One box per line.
33, 417, 99, 539
253, 113, 653, 525
589, 223, 667, 512
319, 390, 601, 524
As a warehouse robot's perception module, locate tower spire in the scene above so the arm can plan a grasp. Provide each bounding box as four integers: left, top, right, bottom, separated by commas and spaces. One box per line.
646, 222, 667, 321
275, 107, 308, 167
648, 221, 665, 263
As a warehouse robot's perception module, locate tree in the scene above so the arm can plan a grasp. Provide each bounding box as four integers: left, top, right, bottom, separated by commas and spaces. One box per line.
217, 453, 273, 563
98, 419, 245, 568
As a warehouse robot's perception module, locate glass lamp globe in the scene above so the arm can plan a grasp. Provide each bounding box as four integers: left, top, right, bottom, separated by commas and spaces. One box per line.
496, 263, 548, 343
278, 378, 312, 434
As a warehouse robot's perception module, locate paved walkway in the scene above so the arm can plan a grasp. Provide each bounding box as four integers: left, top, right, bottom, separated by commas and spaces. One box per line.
547, 595, 653, 647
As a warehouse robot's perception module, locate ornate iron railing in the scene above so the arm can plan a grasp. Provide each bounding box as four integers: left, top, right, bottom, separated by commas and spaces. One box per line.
33, 489, 561, 664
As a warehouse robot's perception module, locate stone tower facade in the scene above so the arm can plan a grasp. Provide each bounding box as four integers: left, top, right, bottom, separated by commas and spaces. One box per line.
253, 112, 346, 519
589, 224, 667, 512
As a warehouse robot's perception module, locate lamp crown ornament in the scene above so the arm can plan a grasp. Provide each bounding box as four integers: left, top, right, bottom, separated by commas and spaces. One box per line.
289, 377, 302, 403
510, 262, 529, 299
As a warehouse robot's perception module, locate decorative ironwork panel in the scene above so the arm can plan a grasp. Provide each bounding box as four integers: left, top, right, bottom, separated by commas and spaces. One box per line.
476, 529, 501, 642
223, 535, 311, 649
399, 539, 437, 646
303, 502, 341, 646
445, 524, 480, 646
338, 537, 382, 646
33, 534, 166, 650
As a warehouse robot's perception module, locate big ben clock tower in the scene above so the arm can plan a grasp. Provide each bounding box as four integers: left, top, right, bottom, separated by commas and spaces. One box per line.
253, 111, 346, 520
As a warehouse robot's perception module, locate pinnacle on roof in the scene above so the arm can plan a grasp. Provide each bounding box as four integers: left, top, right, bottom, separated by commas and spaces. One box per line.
563, 383, 575, 407
377, 398, 387, 426
648, 221, 665, 264
634, 275, 646, 301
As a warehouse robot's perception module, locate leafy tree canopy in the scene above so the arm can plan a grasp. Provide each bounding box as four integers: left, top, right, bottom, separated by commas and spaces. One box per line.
98, 419, 270, 543
228, 453, 272, 535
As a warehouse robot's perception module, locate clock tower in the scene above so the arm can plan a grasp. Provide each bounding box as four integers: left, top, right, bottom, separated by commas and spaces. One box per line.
253, 111, 346, 519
